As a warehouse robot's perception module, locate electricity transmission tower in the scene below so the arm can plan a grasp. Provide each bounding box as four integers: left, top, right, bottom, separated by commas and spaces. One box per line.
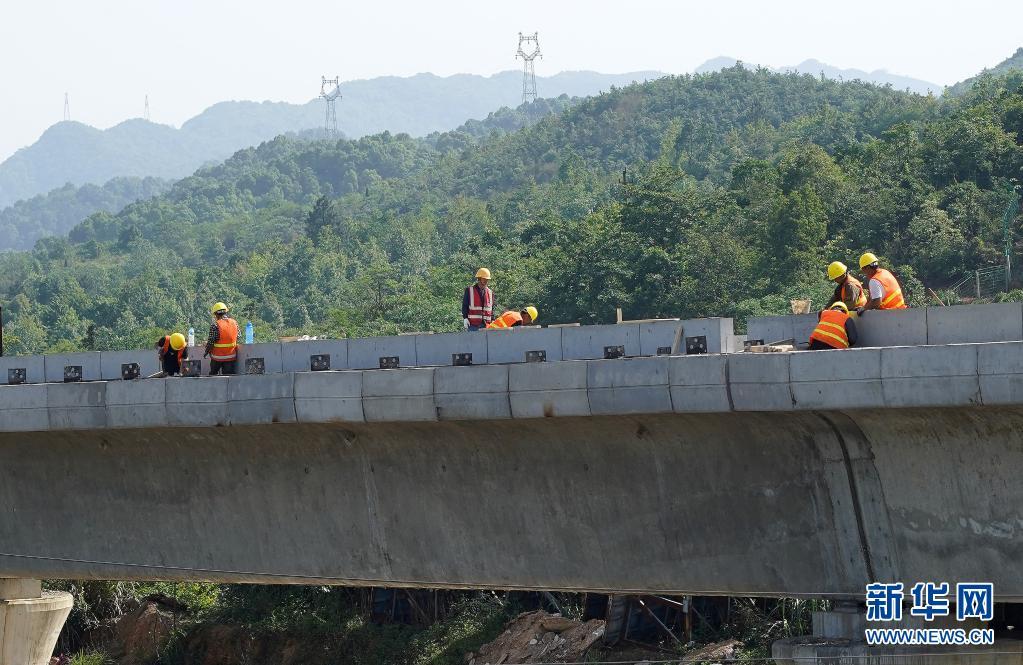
63, 93, 70, 121
320, 76, 341, 138
144, 95, 151, 121
516, 32, 541, 104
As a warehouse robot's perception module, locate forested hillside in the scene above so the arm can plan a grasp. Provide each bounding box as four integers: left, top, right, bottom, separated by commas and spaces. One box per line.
0, 70, 657, 207
0, 176, 170, 251
1, 66, 1021, 356
0, 97, 574, 251
947, 47, 1023, 96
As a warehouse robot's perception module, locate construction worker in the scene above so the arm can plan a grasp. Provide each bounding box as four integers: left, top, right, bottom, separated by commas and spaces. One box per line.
808, 302, 859, 350
155, 332, 189, 376
462, 268, 494, 331
205, 302, 239, 375
487, 306, 539, 329
827, 261, 867, 312
857, 253, 907, 314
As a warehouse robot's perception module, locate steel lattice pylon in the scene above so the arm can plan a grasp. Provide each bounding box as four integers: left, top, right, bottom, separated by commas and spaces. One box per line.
320, 76, 341, 139
516, 32, 541, 104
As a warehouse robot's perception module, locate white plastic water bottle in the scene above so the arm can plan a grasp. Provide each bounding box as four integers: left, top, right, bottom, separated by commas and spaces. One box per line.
245, 321, 254, 344
187, 327, 195, 347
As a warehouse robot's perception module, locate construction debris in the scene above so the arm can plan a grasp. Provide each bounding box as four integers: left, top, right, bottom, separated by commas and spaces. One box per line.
745, 343, 795, 353
467, 610, 605, 664
681, 638, 742, 663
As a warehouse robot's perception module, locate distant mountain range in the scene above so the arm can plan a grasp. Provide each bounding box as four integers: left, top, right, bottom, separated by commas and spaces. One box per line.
0, 70, 662, 208
694, 56, 941, 96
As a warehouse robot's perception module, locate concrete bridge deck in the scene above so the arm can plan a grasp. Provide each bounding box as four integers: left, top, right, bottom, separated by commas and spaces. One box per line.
0, 303, 1021, 603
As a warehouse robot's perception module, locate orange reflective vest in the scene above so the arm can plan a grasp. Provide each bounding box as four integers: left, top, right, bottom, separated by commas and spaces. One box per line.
160, 336, 184, 363
467, 285, 494, 327
487, 311, 522, 329
810, 309, 851, 349
869, 268, 907, 310
211, 317, 239, 361
834, 274, 868, 309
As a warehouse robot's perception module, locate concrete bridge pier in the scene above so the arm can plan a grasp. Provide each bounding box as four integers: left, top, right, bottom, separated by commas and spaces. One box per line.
772, 601, 1023, 665
0, 579, 72, 665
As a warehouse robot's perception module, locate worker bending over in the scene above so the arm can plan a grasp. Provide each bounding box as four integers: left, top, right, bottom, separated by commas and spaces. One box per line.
488, 306, 539, 329
462, 268, 494, 331
205, 302, 239, 375
155, 332, 188, 376
809, 302, 858, 350
826, 261, 867, 311
857, 252, 906, 314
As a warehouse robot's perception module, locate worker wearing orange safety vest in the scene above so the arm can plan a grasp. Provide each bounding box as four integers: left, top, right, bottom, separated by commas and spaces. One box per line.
487, 306, 539, 329
856, 253, 907, 314
156, 332, 189, 376
204, 301, 239, 375
826, 261, 868, 311
462, 268, 494, 331
809, 302, 859, 350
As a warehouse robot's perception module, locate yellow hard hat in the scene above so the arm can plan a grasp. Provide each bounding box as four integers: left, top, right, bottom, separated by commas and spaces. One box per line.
827, 261, 848, 281
859, 252, 879, 269
169, 332, 187, 350
475, 268, 492, 280
524, 305, 539, 322
211, 301, 229, 315
829, 301, 850, 313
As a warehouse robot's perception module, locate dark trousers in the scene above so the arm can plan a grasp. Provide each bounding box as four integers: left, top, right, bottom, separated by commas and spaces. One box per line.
209, 359, 237, 375
808, 340, 848, 350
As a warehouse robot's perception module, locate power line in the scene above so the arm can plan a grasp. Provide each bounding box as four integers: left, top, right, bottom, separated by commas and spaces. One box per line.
516, 32, 541, 104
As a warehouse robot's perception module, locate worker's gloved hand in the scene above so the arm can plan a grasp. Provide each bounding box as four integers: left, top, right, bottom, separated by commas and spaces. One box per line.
855, 307, 865, 316
463, 318, 470, 331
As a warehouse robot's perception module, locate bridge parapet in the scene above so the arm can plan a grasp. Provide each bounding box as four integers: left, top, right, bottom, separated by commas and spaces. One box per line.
2, 340, 1021, 432
747, 301, 1023, 346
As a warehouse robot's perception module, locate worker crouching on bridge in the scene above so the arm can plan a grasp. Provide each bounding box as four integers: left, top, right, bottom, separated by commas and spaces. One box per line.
827, 260, 867, 312
808, 302, 858, 350
155, 332, 189, 376
487, 306, 539, 329
205, 302, 239, 375
463, 268, 494, 331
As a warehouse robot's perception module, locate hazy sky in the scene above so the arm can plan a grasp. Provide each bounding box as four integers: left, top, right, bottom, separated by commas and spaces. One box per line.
2, 0, 1021, 161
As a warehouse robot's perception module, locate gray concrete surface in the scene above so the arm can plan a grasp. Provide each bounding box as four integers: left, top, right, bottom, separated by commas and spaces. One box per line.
927, 302, 1023, 345
99, 350, 160, 381
237, 343, 285, 375
294, 371, 364, 423
415, 331, 488, 367
348, 335, 417, 370
362, 367, 436, 421
5, 339, 1023, 430
0, 355, 45, 386
1, 407, 1021, 599
485, 327, 564, 364
508, 360, 590, 418
562, 323, 641, 360
281, 340, 349, 373
42, 352, 102, 383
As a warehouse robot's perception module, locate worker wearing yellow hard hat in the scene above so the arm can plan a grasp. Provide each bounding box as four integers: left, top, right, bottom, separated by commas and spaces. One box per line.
155, 332, 189, 376
857, 252, 906, 314
487, 305, 539, 329
808, 301, 859, 350
205, 301, 239, 375
462, 268, 494, 331
826, 260, 867, 312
